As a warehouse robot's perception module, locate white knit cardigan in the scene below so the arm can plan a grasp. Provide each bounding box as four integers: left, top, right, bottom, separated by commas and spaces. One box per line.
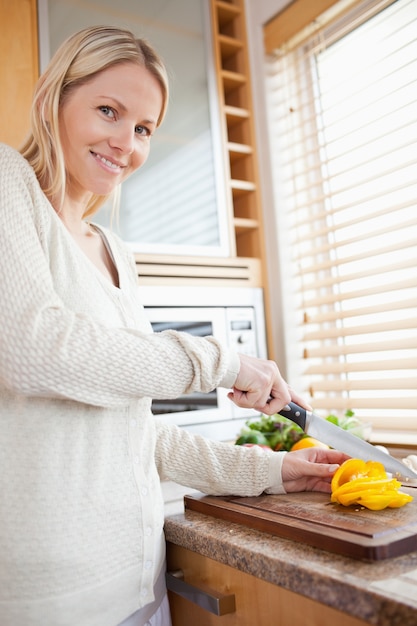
0, 143, 286, 626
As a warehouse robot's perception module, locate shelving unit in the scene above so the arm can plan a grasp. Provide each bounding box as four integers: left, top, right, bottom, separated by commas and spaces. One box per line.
210, 0, 266, 261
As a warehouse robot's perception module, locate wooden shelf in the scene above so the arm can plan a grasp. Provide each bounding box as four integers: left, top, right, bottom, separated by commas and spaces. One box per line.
221, 69, 246, 91
224, 104, 250, 125
216, 1, 241, 28
231, 179, 256, 194
227, 141, 253, 161
234, 217, 259, 233
218, 34, 244, 59
211, 0, 273, 354
211, 0, 265, 261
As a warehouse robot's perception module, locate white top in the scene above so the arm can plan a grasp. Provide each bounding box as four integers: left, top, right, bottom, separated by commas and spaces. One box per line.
0, 143, 286, 626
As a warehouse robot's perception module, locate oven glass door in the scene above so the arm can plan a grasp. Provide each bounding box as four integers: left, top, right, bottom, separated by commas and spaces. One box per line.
146, 307, 233, 426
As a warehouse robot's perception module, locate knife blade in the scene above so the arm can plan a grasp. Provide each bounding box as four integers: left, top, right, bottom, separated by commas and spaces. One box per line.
279, 402, 417, 483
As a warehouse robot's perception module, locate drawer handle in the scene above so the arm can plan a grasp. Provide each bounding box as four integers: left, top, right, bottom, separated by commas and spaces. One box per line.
166, 569, 236, 616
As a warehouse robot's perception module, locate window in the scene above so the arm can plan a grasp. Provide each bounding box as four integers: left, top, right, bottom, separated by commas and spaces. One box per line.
265, 0, 417, 437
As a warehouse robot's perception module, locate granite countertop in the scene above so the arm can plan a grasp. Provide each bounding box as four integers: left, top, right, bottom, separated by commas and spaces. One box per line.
164, 504, 417, 626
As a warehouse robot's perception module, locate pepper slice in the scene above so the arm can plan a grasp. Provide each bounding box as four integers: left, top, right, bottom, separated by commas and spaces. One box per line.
330, 458, 413, 510
387, 492, 414, 508
330, 477, 401, 503
331, 459, 386, 492
338, 491, 397, 510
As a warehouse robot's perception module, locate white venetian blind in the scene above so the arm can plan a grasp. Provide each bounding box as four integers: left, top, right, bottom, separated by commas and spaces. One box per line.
265, 0, 417, 433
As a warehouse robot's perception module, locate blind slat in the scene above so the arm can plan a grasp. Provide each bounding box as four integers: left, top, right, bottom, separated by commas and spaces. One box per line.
304, 297, 417, 324
297, 238, 417, 275
294, 199, 416, 242
299, 259, 416, 292
293, 218, 417, 261
305, 357, 417, 375
302, 278, 416, 307
303, 318, 417, 341
310, 378, 417, 392
304, 337, 417, 358
306, 398, 417, 411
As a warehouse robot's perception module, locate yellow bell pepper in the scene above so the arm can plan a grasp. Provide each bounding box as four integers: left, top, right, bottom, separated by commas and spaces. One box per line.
331, 459, 413, 510
330, 477, 401, 503
386, 492, 414, 508
338, 491, 397, 510
331, 459, 385, 491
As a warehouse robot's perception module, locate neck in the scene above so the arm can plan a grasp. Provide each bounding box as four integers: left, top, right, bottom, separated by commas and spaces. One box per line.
51, 190, 93, 232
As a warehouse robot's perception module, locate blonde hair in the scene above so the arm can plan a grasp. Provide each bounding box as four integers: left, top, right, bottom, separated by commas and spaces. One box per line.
20, 26, 169, 217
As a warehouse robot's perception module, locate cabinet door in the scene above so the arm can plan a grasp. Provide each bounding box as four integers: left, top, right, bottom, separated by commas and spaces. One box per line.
166, 543, 368, 626
0, 0, 38, 148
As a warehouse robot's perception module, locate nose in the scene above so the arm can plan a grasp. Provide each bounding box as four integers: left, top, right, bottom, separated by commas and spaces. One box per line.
109, 124, 135, 154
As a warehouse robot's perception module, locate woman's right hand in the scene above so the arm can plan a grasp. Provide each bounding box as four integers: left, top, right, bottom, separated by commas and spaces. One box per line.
227, 353, 310, 416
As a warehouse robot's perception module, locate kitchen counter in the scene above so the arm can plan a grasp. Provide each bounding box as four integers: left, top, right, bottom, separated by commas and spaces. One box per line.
164, 502, 417, 626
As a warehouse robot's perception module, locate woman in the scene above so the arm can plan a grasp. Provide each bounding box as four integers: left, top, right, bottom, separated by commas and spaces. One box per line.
0, 26, 348, 626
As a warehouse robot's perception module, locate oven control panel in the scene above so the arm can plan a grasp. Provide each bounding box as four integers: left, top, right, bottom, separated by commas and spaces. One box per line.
226, 307, 260, 357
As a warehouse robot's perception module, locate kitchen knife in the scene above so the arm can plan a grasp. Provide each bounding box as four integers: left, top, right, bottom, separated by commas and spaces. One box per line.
279, 402, 417, 482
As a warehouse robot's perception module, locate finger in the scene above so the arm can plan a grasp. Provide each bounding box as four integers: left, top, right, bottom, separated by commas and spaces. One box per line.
306, 462, 341, 478
284, 477, 333, 494
229, 386, 275, 411
227, 388, 263, 409
311, 449, 351, 465
308, 479, 333, 493
261, 391, 292, 415
289, 388, 312, 411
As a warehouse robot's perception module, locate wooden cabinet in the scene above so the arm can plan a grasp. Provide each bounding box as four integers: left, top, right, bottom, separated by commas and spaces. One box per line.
208, 0, 275, 353
0, 0, 39, 148
210, 0, 266, 263
166, 543, 369, 626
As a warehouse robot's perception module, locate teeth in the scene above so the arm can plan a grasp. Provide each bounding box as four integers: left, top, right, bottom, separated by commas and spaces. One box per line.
94, 153, 120, 169
100, 156, 119, 169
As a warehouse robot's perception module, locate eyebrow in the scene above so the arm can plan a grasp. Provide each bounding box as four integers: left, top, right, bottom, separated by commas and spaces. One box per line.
98, 95, 157, 127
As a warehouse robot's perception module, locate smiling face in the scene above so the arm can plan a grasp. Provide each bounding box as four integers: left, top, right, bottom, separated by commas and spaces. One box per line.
58, 61, 163, 210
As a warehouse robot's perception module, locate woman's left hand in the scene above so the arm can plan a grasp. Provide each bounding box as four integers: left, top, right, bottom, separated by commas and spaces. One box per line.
282, 448, 351, 493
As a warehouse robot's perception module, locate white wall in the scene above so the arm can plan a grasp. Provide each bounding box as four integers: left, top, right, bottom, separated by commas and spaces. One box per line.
256, 0, 291, 23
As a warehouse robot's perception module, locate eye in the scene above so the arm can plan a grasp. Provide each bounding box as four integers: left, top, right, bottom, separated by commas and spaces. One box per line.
99, 105, 116, 119
135, 124, 151, 137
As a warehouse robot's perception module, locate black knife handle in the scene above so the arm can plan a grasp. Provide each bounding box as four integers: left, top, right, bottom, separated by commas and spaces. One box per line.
278, 402, 307, 431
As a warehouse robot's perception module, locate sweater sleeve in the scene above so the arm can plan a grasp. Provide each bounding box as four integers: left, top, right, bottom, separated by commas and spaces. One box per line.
0, 144, 239, 407
154, 421, 287, 496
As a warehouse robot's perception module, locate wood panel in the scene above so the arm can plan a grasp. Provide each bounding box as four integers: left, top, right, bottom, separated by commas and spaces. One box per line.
167, 543, 369, 626
135, 254, 263, 287
0, 0, 39, 148
264, 0, 339, 53
263, 0, 371, 54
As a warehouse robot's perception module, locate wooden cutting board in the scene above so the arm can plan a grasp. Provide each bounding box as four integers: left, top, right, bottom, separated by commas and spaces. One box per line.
184, 487, 417, 561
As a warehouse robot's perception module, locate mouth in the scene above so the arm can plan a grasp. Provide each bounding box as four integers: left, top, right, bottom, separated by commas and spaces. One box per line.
90, 151, 125, 172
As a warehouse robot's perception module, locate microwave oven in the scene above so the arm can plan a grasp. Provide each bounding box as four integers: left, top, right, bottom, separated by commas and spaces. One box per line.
140, 285, 268, 442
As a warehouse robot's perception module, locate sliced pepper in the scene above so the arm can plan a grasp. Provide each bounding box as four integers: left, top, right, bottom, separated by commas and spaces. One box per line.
337, 490, 398, 509
331, 477, 401, 502
387, 492, 414, 508
355, 493, 401, 511
330, 458, 413, 510
331, 459, 386, 492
